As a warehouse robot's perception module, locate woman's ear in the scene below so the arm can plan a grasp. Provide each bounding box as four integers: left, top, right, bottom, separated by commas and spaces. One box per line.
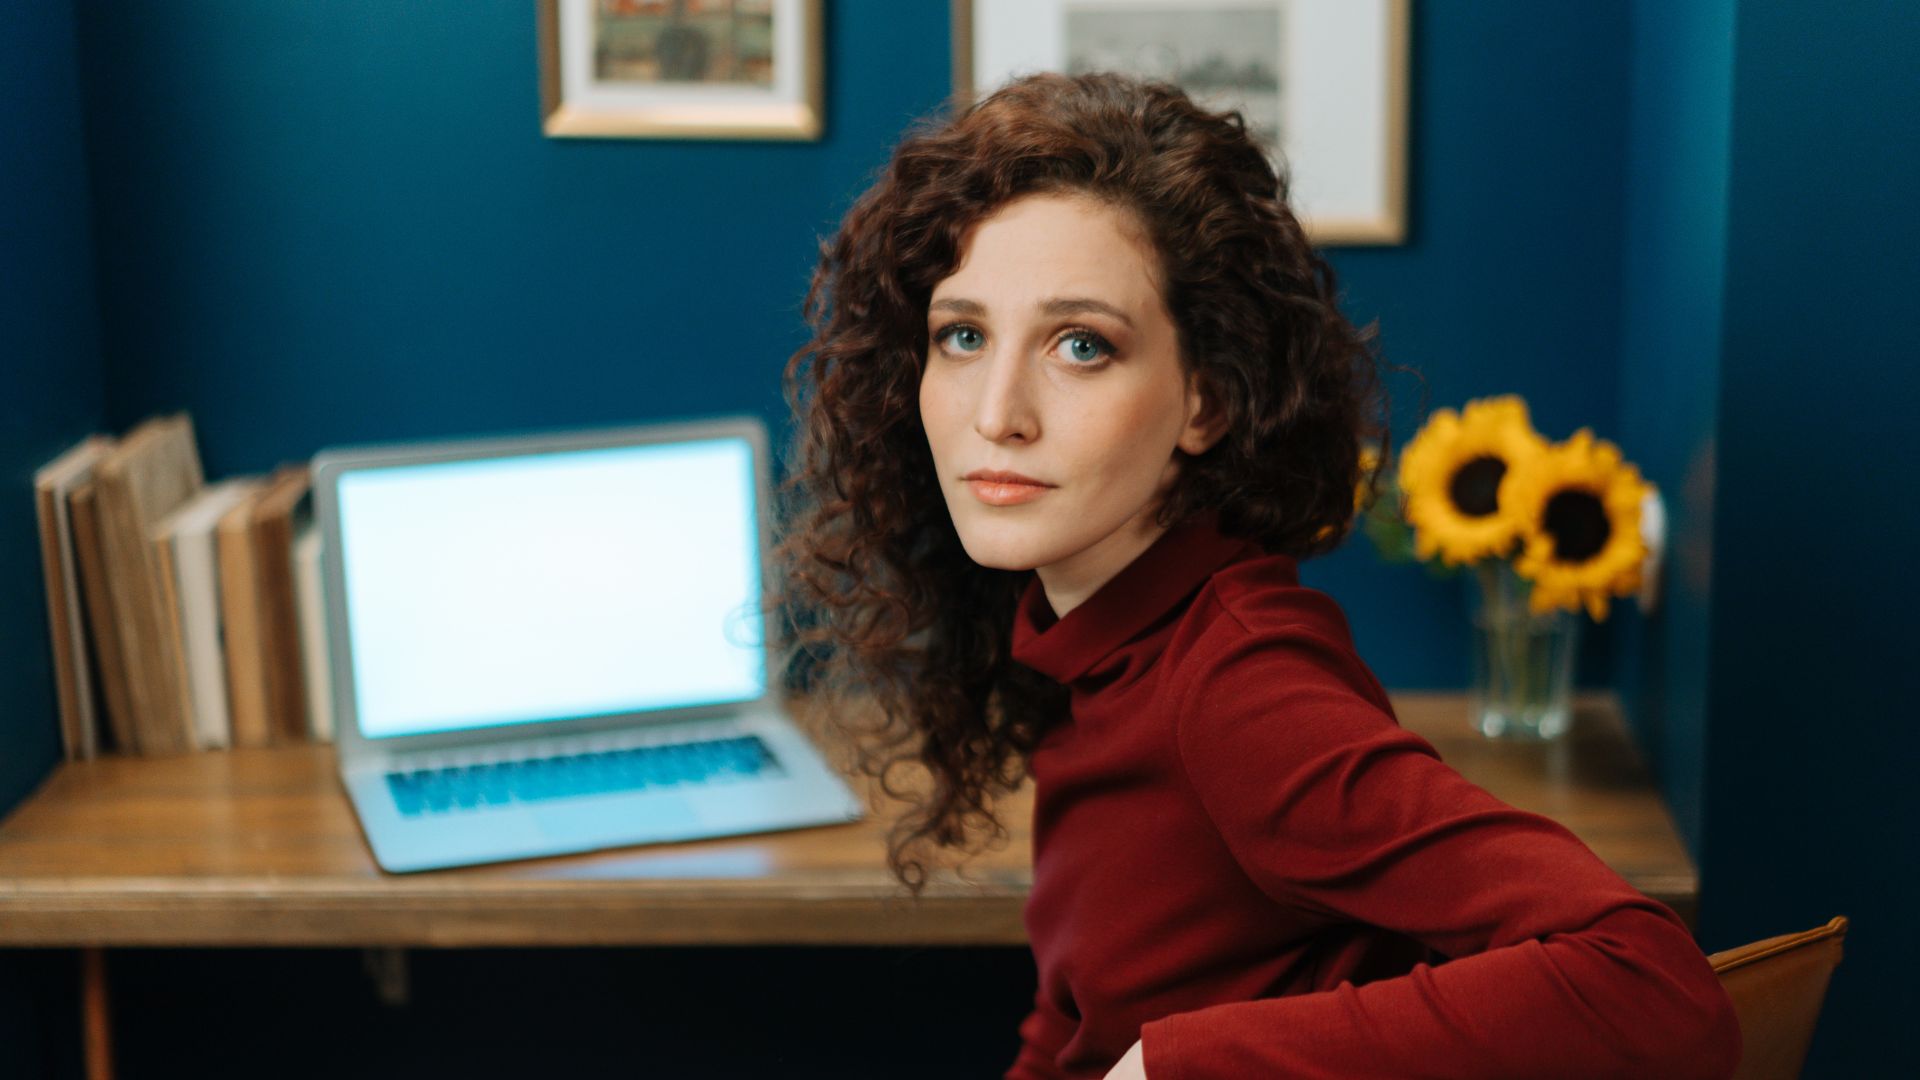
1178, 371, 1231, 456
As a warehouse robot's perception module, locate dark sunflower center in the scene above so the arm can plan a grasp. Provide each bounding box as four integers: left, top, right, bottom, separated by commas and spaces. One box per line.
1447, 456, 1507, 517
1543, 489, 1611, 562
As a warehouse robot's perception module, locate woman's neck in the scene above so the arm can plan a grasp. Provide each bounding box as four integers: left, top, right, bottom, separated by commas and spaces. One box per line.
1033, 506, 1170, 619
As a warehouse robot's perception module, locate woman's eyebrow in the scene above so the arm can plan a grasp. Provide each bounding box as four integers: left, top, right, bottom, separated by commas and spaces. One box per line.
1040, 296, 1134, 328
929, 297, 986, 317
928, 296, 1134, 328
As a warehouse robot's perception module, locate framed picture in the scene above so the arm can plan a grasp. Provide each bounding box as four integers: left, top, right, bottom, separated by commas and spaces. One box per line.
539, 0, 824, 140
953, 0, 1409, 245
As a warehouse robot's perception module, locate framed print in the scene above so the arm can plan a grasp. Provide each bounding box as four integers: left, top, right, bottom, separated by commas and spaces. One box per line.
953, 0, 1409, 245
539, 0, 823, 140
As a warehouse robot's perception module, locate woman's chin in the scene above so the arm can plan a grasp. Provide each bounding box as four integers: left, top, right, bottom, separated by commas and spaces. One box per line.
953, 522, 1064, 573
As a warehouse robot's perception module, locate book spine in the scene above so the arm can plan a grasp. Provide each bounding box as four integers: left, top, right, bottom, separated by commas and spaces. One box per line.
34, 483, 88, 760
176, 523, 235, 751
149, 528, 201, 753
253, 509, 308, 745
293, 523, 335, 742
93, 465, 186, 755
70, 484, 138, 755
218, 507, 272, 750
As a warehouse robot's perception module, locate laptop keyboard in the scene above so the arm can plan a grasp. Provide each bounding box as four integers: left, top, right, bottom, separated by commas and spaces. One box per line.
383, 734, 784, 818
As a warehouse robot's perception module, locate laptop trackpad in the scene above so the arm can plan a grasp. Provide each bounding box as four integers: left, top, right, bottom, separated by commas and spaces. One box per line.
531, 794, 699, 842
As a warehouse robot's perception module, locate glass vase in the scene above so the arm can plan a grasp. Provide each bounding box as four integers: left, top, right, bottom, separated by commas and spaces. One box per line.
1467, 561, 1579, 740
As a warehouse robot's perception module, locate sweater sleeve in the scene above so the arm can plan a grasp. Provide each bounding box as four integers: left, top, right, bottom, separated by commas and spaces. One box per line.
1006, 987, 1069, 1080
1139, 620, 1742, 1080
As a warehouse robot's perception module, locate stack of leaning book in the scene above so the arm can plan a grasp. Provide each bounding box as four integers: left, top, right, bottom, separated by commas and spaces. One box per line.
32, 411, 335, 759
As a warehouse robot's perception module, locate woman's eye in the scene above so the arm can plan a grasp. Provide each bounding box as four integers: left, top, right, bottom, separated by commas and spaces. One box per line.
938, 325, 986, 353
1053, 331, 1112, 366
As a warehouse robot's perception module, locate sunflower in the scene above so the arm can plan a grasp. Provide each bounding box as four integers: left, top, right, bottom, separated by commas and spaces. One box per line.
1396, 395, 1549, 566
1503, 428, 1653, 620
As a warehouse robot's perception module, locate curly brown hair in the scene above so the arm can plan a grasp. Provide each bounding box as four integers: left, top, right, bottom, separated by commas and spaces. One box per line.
770, 71, 1392, 896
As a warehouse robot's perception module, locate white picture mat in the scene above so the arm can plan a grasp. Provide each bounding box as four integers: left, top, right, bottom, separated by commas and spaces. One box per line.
557, 0, 806, 111
968, 0, 1396, 230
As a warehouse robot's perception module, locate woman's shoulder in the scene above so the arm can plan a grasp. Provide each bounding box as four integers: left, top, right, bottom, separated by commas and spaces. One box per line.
1195, 552, 1362, 648
1164, 553, 1393, 716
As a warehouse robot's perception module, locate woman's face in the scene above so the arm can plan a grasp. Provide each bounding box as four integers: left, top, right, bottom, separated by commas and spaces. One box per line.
919, 191, 1223, 615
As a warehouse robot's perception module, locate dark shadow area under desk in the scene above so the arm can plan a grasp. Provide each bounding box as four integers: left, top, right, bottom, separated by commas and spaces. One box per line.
8, 945, 1038, 1079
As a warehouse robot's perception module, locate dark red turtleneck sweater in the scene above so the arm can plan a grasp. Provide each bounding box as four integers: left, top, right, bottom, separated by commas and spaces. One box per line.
1002, 513, 1741, 1080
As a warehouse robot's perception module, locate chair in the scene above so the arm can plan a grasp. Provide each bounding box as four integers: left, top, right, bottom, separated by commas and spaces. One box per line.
1707, 915, 1848, 1080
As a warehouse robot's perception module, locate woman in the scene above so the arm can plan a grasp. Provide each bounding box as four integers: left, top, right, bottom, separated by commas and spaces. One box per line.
770, 71, 1741, 1080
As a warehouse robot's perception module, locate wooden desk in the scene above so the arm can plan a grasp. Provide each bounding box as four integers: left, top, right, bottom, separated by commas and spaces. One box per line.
0, 690, 1702, 944
0, 691, 1698, 1076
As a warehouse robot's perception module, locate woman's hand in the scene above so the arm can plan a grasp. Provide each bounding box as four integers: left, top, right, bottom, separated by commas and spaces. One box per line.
1102, 1038, 1149, 1080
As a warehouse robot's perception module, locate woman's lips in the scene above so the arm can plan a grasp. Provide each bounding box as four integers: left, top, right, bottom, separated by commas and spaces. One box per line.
966, 479, 1053, 506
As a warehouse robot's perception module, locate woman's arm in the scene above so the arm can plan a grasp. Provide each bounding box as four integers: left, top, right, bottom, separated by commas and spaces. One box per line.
1138, 619, 1741, 1080
1007, 985, 1072, 1080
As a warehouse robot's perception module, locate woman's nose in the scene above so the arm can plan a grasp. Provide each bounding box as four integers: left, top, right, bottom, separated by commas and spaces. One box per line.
972, 346, 1038, 443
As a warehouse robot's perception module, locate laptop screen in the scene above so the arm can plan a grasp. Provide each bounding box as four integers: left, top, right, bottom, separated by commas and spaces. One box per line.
332, 435, 766, 740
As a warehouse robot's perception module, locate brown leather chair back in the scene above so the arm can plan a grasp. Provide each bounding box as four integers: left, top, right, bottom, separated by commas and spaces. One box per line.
1707, 915, 1848, 1080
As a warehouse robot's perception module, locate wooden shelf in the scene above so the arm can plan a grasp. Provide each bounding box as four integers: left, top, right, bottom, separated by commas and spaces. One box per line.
0, 691, 1698, 947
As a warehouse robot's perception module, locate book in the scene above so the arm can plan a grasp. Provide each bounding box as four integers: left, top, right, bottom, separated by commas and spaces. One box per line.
217, 482, 272, 749
90, 413, 206, 756
251, 465, 313, 745
152, 479, 265, 752
68, 480, 138, 755
292, 516, 335, 742
33, 435, 116, 761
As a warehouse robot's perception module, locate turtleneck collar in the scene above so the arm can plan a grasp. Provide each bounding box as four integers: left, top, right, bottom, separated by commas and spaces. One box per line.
1010, 510, 1269, 685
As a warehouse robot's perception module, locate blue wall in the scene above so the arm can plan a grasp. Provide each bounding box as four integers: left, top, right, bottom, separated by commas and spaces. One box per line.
71, 1, 1636, 693
1612, 0, 1737, 861
1, 0, 104, 824
1697, 2, 1920, 1074
1, 1, 105, 1075
1303, 2, 1632, 693
75, 0, 940, 467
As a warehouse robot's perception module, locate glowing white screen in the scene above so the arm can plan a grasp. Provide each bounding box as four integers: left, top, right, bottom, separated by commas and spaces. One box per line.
335, 437, 765, 740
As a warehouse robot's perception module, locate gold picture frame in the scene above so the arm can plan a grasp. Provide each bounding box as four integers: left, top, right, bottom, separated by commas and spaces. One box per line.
952, 0, 1410, 246
539, 0, 824, 141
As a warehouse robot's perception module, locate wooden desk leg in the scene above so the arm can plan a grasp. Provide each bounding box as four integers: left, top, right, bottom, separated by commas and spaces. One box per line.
81, 947, 115, 1080
360, 946, 411, 1008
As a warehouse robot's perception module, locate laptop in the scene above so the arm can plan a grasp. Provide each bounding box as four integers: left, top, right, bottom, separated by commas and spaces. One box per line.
309, 415, 865, 873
